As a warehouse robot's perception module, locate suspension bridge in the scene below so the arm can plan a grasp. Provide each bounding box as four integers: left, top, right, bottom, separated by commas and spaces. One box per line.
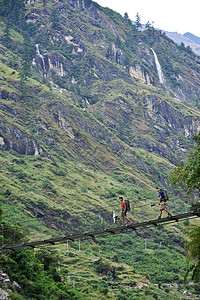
0, 210, 199, 252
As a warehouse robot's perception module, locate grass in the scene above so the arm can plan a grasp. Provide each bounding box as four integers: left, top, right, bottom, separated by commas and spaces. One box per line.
0, 149, 189, 236
0, 1, 200, 298
33, 228, 194, 299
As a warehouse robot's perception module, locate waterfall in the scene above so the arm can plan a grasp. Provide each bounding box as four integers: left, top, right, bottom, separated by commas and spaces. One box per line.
35, 44, 47, 77
151, 48, 165, 85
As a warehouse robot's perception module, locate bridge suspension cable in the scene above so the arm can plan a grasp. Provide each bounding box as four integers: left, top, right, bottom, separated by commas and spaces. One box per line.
0, 210, 199, 252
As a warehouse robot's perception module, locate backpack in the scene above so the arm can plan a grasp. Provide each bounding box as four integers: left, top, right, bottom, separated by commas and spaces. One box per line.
162, 189, 169, 202
125, 199, 131, 211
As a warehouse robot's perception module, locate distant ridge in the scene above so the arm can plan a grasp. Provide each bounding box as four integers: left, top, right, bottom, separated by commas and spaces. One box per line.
164, 31, 200, 56
184, 32, 200, 45
132, 20, 200, 56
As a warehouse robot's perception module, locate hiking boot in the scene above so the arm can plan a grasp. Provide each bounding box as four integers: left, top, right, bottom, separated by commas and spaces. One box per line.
128, 221, 133, 225
158, 216, 161, 219
168, 213, 172, 218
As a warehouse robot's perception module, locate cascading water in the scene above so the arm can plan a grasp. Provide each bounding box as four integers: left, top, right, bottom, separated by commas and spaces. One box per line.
35, 44, 47, 77
151, 48, 165, 85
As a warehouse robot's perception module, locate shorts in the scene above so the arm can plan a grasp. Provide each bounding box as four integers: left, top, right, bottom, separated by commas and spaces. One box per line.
121, 210, 127, 217
160, 202, 166, 211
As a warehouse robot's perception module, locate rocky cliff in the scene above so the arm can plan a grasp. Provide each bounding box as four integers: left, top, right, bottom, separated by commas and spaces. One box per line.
24, 0, 200, 105
0, 2, 200, 298
0, 0, 200, 185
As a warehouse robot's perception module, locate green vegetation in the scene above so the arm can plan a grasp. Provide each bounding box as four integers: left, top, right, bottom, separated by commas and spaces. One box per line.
0, 0, 200, 298
184, 225, 200, 294
169, 133, 200, 195
170, 133, 200, 294
0, 209, 83, 299
0, 148, 196, 298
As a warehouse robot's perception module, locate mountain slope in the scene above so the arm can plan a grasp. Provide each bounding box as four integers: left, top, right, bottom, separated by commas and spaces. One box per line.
0, 0, 199, 240
0, 0, 200, 298
0, 0, 199, 231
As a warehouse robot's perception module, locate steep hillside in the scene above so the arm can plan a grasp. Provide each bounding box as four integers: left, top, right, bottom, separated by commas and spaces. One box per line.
1, 0, 200, 171
0, 0, 200, 298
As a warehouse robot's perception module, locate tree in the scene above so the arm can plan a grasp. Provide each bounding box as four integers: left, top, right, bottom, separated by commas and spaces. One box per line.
124, 12, 129, 21
180, 42, 185, 50
21, 32, 35, 64
123, 12, 132, 27
0, 208, 83, 299
36, 248, 60, 272
18, 65, 28, 100
50, 8, 60, 29
0, 0, 26, 28
135, 12, 142, 30
169, 133, 200, 293
184, 225, 200, 294
36, 247, 62, 282
169, 133, 200, 197
19, 33, 34, 99
145, 21, 154, 31
185, 45, 193, 54
2, 23, 12, 48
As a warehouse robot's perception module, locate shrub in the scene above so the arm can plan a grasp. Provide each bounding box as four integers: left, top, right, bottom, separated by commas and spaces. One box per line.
112, 254, 119, 262
94, 258, 113, 276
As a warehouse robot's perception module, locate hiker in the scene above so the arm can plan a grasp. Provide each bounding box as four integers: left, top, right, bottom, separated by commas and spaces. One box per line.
119, 196, 133, 226
157, 188, 172, 219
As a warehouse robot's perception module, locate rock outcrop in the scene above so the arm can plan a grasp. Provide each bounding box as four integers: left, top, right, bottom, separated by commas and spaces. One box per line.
0, 270, 21, 299
0, 0, 200, 178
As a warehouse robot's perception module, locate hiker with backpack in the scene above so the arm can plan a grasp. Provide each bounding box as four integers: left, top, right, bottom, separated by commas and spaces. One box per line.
119, 196, 133, 226
156, 187, 172, 219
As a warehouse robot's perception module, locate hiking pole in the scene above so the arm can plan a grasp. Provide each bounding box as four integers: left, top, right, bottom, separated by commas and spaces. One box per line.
151, 201, 171, 207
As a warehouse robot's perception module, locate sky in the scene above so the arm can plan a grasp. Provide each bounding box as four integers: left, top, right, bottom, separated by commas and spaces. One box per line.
95, 0, 200, 37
